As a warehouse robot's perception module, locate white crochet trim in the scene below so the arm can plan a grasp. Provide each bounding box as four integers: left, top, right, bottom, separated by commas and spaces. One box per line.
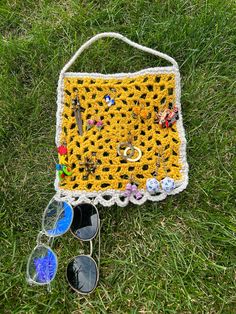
63, 66, 175, 78
54, 32, 189, 207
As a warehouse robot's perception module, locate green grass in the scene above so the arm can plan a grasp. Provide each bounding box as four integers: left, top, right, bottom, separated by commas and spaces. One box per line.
1, 0, 236, 313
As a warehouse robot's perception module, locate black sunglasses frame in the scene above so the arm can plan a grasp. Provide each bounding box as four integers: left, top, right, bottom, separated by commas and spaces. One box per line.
66, 203, 100, 295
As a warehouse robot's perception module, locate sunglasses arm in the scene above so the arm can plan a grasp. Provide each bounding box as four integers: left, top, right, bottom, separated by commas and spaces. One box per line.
88, 218, 100, 269
97, 222, 101, 270
89, 240, 93, 256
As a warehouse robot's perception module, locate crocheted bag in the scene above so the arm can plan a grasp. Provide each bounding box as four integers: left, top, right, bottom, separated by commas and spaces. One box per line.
55, 32, 188, 207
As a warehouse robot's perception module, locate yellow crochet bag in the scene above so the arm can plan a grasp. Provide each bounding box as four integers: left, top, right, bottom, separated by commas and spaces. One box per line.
55, 32, 188, 207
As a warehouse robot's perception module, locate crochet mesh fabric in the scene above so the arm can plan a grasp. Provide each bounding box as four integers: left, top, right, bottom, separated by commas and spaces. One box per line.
58, 73, 182, 192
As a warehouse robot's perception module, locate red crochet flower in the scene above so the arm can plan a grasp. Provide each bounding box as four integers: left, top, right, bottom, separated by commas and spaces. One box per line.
57, 145, 67, 155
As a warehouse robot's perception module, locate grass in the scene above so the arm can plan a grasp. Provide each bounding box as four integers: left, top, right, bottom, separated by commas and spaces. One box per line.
0, 0, 235, 313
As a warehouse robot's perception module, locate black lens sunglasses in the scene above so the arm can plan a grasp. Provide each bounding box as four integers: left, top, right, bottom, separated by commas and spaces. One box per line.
67, 203, 100, 294
26, 199, 100, 295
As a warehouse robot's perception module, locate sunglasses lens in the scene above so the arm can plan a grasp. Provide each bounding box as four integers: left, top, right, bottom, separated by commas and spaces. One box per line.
66, 255, 98, 294
43, 200, 73, 236
70, 204, 99, 240
27, 245, 57, 284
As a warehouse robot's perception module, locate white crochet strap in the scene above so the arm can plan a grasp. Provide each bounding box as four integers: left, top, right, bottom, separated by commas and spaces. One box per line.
60, 32, 178, 75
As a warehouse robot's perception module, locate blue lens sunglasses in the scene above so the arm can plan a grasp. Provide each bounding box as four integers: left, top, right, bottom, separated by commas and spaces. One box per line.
26, 198, 100, 294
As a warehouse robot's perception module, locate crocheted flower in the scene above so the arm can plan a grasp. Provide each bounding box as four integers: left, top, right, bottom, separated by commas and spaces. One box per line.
57, 145, 67, 155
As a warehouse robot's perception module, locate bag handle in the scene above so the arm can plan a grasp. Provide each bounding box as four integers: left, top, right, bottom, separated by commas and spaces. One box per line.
60, 32, 178, 75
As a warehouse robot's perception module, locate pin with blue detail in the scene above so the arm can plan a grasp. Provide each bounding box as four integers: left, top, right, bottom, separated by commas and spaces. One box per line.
104, 94, 115, 107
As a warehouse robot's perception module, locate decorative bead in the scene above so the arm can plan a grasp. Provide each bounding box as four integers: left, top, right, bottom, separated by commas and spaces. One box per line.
124, 183, 142, 199
161, 177, 175, 193
135, 191, 142, 200
56, 164, 62, 170
57, 145, 67, 155
58, 170, 65, 181
146, 178, 160, 194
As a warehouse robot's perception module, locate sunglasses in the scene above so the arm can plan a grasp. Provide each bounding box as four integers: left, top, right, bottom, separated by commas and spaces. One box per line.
26, 199, 100, 294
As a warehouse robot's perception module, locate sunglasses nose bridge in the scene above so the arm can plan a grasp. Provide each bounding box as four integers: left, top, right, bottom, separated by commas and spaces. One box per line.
36, 231, 55, 249
36, 231, 48, 245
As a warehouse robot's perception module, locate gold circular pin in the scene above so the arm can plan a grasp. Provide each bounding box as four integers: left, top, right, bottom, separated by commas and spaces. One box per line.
124, 146, 142, 162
